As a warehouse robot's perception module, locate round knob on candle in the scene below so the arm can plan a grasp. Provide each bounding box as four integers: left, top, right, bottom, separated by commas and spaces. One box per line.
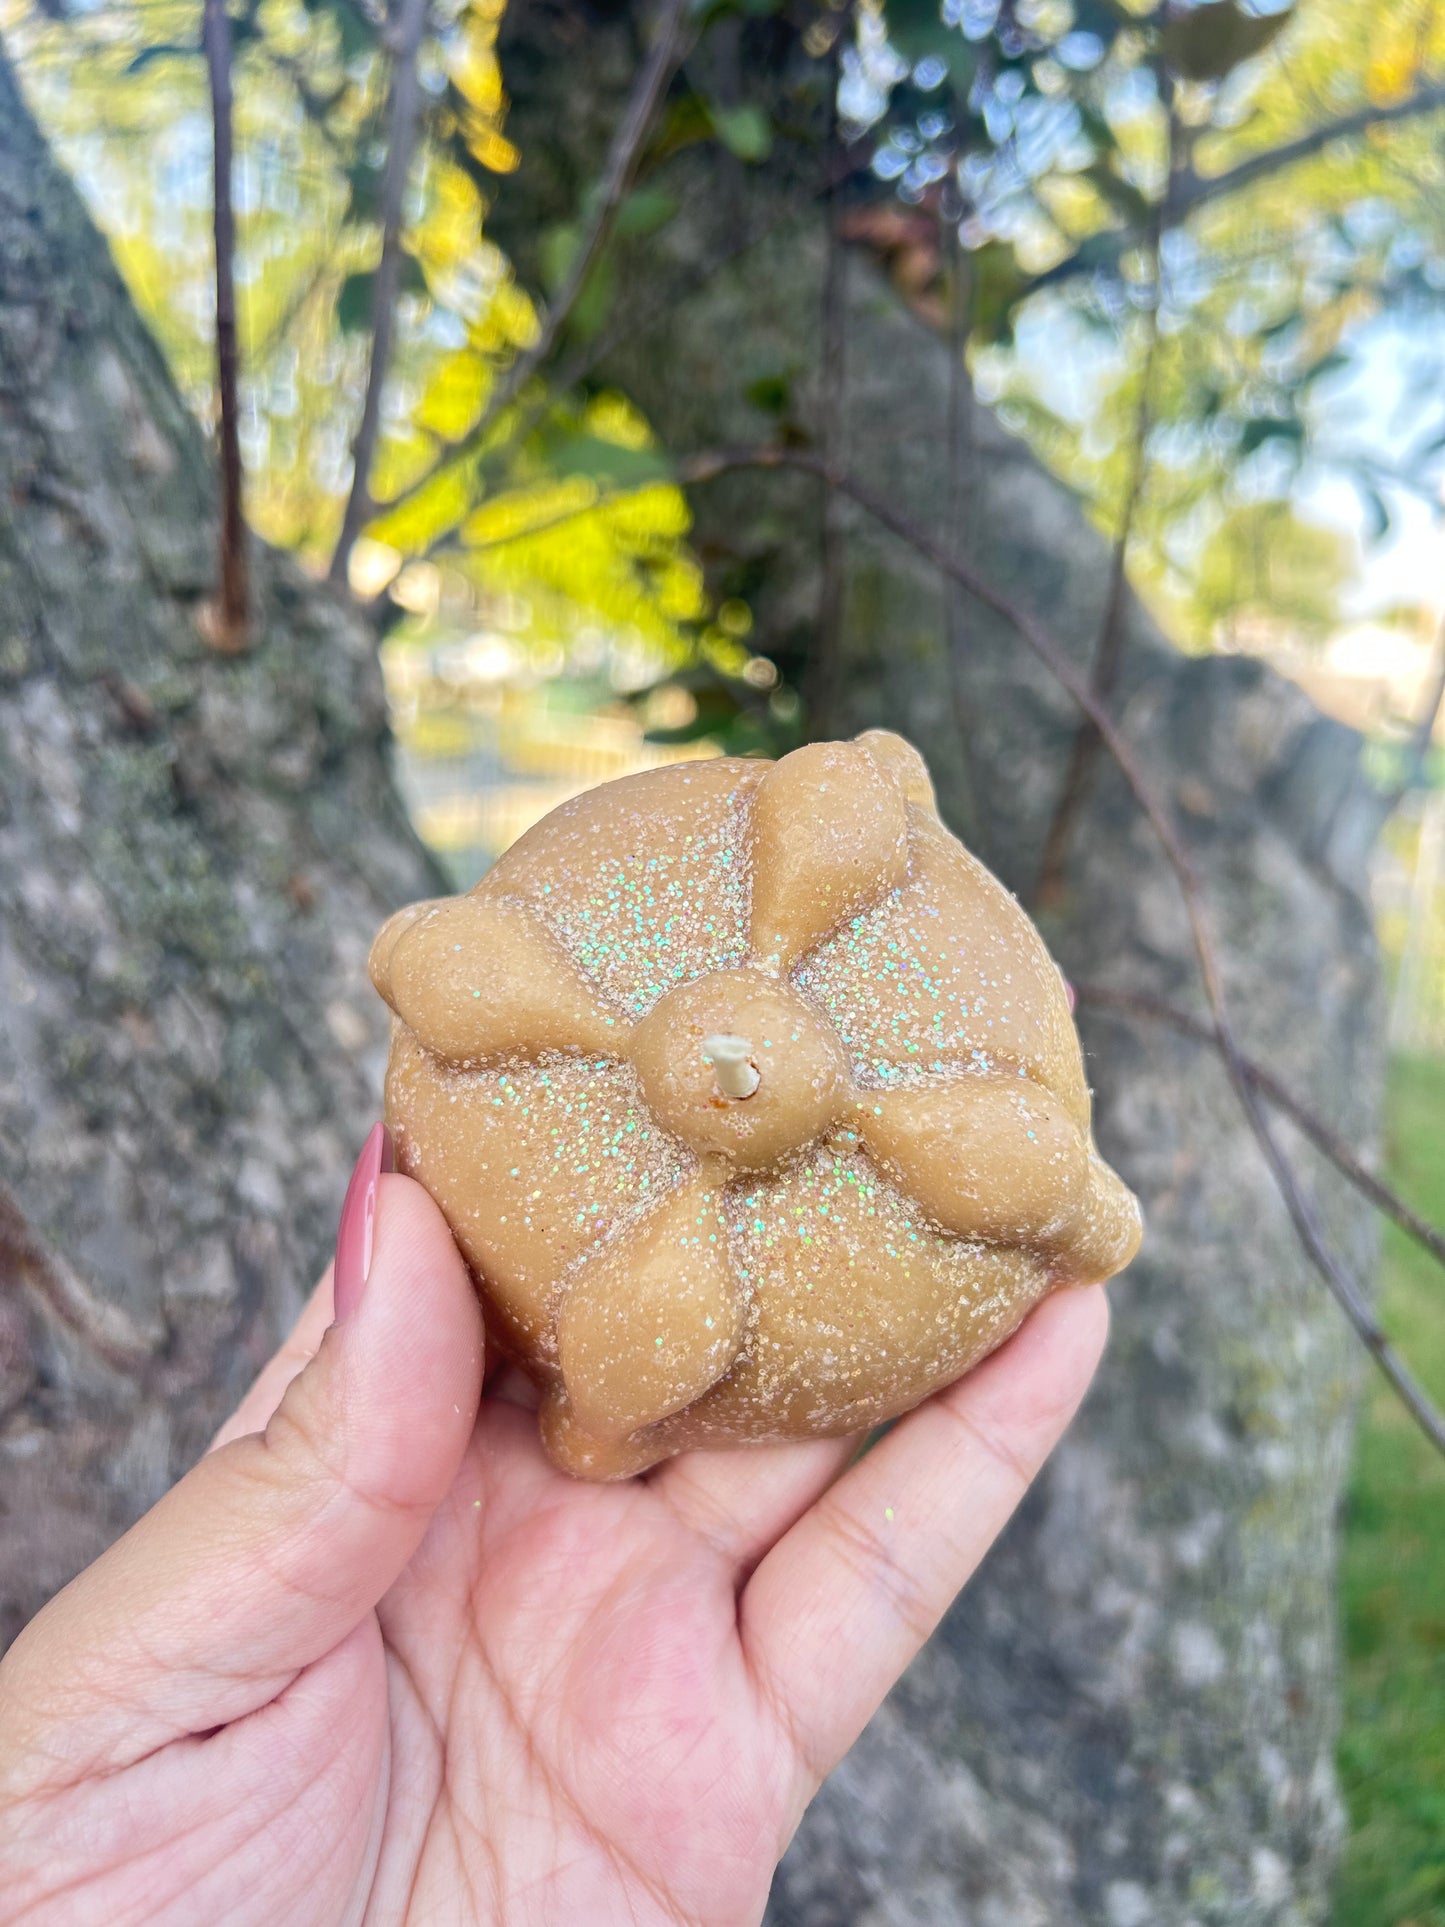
631, 969, 847, 1171
702, 1034, 760, 1101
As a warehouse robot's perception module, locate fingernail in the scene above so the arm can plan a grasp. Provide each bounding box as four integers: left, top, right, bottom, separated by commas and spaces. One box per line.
333, 1123, 395, 1323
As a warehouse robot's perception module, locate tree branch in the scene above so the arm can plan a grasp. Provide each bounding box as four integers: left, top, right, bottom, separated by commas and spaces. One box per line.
1179, 81, 1445, 217
1031, 81, 1445, 299
807, 52, 849, 740
372, 0, 690, 531
203, 0, 249, 651
942, 215, 983, 844
1074, 984, 1445, 1279
329, 0, 434, 585
1034, 109, 1171, 905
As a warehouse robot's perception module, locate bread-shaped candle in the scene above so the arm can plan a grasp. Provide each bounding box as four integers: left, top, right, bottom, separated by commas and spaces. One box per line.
371, 730, 1141, 1478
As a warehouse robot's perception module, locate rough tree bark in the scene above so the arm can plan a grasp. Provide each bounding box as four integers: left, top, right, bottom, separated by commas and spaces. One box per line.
0, 48, 439, 1644
0, 18, 1383, 1924
491, 11, 1384, 1923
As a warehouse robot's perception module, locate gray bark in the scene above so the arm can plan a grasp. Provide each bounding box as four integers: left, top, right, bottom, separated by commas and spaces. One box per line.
0, 48, 439, 1646
492, 12, 1384, 1922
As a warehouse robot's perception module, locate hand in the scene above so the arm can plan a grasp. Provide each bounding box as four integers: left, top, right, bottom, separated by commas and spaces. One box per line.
0, 1131, 1107, 1927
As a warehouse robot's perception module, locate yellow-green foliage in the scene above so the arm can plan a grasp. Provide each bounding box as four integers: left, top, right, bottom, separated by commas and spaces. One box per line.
3, 0, 704, 664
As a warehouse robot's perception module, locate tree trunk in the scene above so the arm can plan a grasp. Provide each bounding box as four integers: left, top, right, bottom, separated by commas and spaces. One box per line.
493, 11, 1385, 1921
0, 47, 440, 1645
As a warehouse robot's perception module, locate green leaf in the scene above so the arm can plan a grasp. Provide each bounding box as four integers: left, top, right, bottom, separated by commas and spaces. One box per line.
1301, 348, 1349, 384
1163, 2, 1294, 84
968, 240, 1030, 344
1258, 312, 1300, 341
1076, 104, 1118, 156
883, 0, 976, 88
1072, 0, 1130, 42
709, 104, 773, 163
400, 251, 429, 298
615, 188, 680, 240
539, 223, 580, 295
1239, 415, 1304, 456
125, 41, 198, 73
347, 159, 382, 222
1360, 484, 1391, 542
651, 93, 717, 163
543, 432, 674, 489
745, 374, 792, 415
313, 0, 376, 61
567, 257, 616, 342
1080, 160, 1154, 230
338, 269, 375, 332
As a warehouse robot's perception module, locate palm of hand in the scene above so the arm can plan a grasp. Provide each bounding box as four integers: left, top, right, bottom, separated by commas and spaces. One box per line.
0, 1183, 1104, 1927
369, 1400, 799, 1925
5, 1402, 795, 1926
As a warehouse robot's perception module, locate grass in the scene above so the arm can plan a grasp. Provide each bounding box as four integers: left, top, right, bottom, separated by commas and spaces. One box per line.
1335, 1055, 1445, 1927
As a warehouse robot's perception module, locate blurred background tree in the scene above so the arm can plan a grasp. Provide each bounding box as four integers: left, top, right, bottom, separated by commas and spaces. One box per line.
2, 0, 1444, 1919
10, 0, 1445, 871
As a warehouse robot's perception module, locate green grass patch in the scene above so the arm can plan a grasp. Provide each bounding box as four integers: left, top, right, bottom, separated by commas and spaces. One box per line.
1336, 1055, 1445, 1927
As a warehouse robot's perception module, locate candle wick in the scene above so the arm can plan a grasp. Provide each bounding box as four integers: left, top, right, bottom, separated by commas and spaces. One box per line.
703, 1033, 760, 1101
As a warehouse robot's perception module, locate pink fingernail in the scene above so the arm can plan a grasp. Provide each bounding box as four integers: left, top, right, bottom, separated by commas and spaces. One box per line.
1065, 979, 1076, 1013
333, 1123, 394, 1323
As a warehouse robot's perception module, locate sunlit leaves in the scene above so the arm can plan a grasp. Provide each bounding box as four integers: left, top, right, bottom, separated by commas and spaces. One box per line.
1192, 501, 1352, 645
412, 345, 489, 440
17, 0, 1445, 705
365, 462, 474, 553
6, 0, 716, 686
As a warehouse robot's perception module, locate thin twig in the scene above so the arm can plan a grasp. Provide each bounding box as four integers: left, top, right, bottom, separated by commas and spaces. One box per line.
373, 0, 690, 530
1177, 82, 1445, 217
942, 213, 983, 843
1032, 81, 1445, 300
808, 49, 849, 740
1035, 105, 1173, 904
329, 0, 435, 584
1075, 983, 1445, 1278
1032, 304, 1159, 898
0, 1186, 158, 1375
203, 0, 249, 650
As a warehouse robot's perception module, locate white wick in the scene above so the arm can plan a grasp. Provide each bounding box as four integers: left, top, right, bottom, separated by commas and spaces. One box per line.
703, 1033, 760, 1100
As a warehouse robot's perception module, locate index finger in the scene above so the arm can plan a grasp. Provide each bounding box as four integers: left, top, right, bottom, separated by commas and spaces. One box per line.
739, 1284, 1108, 1801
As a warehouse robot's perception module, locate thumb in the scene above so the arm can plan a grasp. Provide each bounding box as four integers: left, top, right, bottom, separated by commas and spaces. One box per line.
0, 1131, 483, 1788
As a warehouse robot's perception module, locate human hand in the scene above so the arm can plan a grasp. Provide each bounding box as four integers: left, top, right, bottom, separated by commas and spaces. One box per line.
0, 1127, 1107, 1926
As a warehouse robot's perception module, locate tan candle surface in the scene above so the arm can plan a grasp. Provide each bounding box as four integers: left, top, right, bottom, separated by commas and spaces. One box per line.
370, 730, 1142, 1478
